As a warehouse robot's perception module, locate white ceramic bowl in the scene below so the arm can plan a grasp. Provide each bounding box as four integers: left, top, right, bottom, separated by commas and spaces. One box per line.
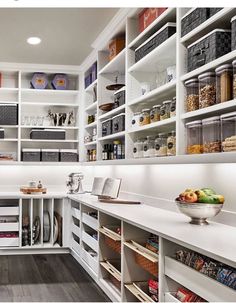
176, 201, 223, 225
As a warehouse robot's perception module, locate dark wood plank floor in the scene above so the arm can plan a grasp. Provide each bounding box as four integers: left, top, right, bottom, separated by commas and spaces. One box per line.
0, 254, 110, 302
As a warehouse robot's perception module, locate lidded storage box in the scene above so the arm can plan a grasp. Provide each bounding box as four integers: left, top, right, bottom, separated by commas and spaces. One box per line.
41, 149, 59, 162
102, 118, 112, 137
60, 149, 78, 162
51, 74, 69, 90
221, 112, 236, 152
187, 29, 231, 72
30, 129, 66, 140
0, 104, 18, 125
22, 148, 41, 162
185, 78, 199, 112
202, 116, 221, 153
138, 8, 167, 33
114, 87, 125, 108
112, 113, 125, 134
215, 64, 233, 103
31, 73, 48, 89
186, 120, 203, 154
0, 128, 4, 139
135, 22, 176, 62
108, 37, 125, 61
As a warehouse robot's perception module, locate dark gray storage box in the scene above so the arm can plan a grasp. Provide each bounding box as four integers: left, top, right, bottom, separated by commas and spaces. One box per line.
41, 149, 59, 162
187, 29, 231, 72
0, 129, 4, 139
114, 87, 125, 108
135, 22, 176, 62
0, 104, 18, 125
231, 16, 236, 51
30, 129, 66, 140
60, 149, 78, 162
102, 118, 112, 137
112, 113, 125, 134
208, 8, 223, 18
22, 148, 41, 162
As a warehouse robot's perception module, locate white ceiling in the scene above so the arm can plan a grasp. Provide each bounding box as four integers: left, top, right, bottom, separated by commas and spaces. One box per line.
0, 8, 119, 66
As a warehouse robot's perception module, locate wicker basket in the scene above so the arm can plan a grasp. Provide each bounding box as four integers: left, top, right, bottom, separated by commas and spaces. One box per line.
105, 235, 121, 254
135, 252, 158, 276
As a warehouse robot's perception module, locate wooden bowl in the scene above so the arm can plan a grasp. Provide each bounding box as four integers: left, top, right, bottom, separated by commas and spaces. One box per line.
99, 103, 114, 112
106, 84, 125, 91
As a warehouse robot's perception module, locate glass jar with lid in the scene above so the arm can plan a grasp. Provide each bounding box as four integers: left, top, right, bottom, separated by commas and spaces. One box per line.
186, 120, 203, 154
202, 116, 221, 153
143, 136, 155, 158
160, 100, 171, 120
131, 112, 141, 128
154, 133, 167, 157
185, 78, 199, 112
215, 64, 233, 103
139, 108, 150, 126
170, 97, 176, 117
221, 112, 236, 152
133, 139, 143, 158
198, 72, 216, 108
167, 131, 176, 156
150, 105, 161, 123
232, 60, 236, 99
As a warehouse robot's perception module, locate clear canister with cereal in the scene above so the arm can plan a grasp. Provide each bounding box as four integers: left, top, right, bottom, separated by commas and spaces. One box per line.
221, 112, 236, 152
160, 100, 171, 120
215, 64, 233, 103
150, 105, 161, 123
186, 120, 203, 154
167, 130, 176, 156
155, 133, 167, 157
139, 108, 150, 126
202, 116, 221, 153
170, 97, 176, 117
185, 78, 199, 112
198, 72, 216, 109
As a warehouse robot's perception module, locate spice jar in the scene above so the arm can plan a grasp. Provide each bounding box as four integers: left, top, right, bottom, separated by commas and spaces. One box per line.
131, 112, 141, 128
202, 116, 221, 153
167, 131, 176, 156
133, 139, 143, 158
220, 112, 236, 152
170, 97, 176, 117
155, 133, 167, 157
139, 108, 150, 126
185, 78, 199, 112
198, 72, 216, 108
150, 105, 161, 123
186, 120, 203, 154
215, 64, 233, 103
233, 60, 236, 99
143, 136, 155, 158
160, 100, 171, 120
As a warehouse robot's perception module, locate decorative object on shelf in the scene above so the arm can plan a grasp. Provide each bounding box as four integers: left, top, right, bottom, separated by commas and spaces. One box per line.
156, 70, 167, 88
0, 152, 16, 161
99, 103, 114, 112
108, 36, 125, 61
43, 211, 51, 242
167, 65, 176, 82
0, 103, 18, 125
37, 181, 43, 189
28, 181, 37, 188
114, 87, 125, 108
31, 72, 48, 89
20, 186, 47, 194
47, 109, 74, 127
84, 135, 92, 143
87, 114, 95, 124
66, 172, 85, 194
51, 73, 69, 90
140, 82, 151, 95
138, 7, 167, 33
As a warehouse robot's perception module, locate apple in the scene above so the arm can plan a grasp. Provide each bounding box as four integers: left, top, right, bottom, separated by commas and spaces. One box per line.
184, 191, 198, 203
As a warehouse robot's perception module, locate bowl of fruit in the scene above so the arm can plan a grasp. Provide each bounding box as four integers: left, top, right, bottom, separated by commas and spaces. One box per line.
175, 188, 224, 225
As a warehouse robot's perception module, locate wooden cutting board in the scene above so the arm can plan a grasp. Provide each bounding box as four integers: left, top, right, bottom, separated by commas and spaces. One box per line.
20, 187, 47, 194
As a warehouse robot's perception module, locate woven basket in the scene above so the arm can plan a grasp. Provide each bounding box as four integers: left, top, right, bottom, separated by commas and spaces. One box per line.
105, 236, 121, 254
135, 252, 158, 276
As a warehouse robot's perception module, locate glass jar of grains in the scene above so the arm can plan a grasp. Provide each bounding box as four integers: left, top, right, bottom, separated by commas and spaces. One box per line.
215, 64, 233, 103
198, 72, 216, 108
170, 97, 176, 117
131, 112, 141, 128
155, 133, 167, 157
185, 78, 199, 112
133, 139, 143, 158
167, 131, 176, 156
139, 109, 150, 126
150, 105, 161, 123
143, 136, 155, 158
160, 100, 171, 120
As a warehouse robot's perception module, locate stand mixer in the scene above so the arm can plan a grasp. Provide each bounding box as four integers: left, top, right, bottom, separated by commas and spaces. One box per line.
66, 173, 85, 194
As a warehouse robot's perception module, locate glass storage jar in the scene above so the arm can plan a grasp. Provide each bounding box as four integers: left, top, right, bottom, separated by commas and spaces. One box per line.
232, 60, 236, 99
215, 64, 233, 103
202, 116, 221, 153
150, 105, 161, 123
185, 78, 199, 112
143, 136, 155, 158
186, 120, 203, 154
221, 112, 236, 152
160, 100, 171, 120
133, 139, 143, 158
198, 72, 216, 108
167, 131, 176, 156
131, 112, 141, 128
170, 97, 176, 117
139, 108, 150, 126
154, 133, 167, 157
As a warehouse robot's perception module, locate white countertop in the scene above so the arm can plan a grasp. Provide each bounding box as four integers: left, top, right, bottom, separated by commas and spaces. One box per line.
0, 191, 66, 199
69, 193, 236, 267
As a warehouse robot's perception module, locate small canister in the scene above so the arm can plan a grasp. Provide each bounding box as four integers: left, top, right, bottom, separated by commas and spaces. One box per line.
133, 139, 143, 158
155, 133, 167, 157
170, 97, 176, 117
186, 120, 203, 154
167, 130, 176, 156
198, 72, 216, 108
185, 78, 199, 112
139, 108, 150, 126
232, 60, 236, 99
215, 64, 233, 103
131, 112, 141, 128
202, 116, 221, 153
150, 105, 161, 123
160, 100, 171, 120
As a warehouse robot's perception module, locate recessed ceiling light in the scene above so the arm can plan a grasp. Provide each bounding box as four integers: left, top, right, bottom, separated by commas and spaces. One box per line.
27, 37, 41, 45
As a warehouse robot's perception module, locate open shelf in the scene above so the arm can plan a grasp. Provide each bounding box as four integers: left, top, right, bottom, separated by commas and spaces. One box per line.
85, 79, 98, 93
99, 104, 125, 120
84, 141, 97, 146
98, 131, 125, 141
99, 48, 126, 75
85, 121, 97, 129
128, 117, 176, 134
21, 88, 79, 96
85, 101, 98, 112
21, 101, 79, 107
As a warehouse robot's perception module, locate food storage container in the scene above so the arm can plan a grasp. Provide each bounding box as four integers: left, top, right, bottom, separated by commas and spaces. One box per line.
60, 149, 78, 162
202, 116, 221, 153
139, 109, 150, 126
0, 128, 4, 139
114, 87, 125, 108
113, 140, 123, 159
0, 104, 18, 125
51, 74, 69, 90
170, 97, 176, 117
232, 60, 236, 99
155, 133, 167, 157
221, 112, 236, 152
231, 16, 236, 51
131, 112, 141, 128
150, 105, 161, 123
112, 113, 125, 134
138, 8, 167, 33
185, 78, 199, 112
102, 118, 112, 137
133, 139, 143, 158
143, 136, 155, 158
22, 148, 41, 162
167, 130, 176, 156
108, 37, 125, 61
160, 100, 171, 120
31, 73, 48, 89
41, 149, 59, 162
186, 120, 203, 154
187, 29, 231, 72
215, 64, 233, 103
198, 72, 216, 108
30, 129, 66, 140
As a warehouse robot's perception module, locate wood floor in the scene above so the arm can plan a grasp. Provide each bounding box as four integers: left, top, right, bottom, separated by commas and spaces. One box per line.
0, 254, 110, 302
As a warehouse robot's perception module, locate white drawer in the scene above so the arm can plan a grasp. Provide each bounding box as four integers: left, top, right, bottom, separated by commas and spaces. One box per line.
81, 248, 98, 274
0, 222, 19, 232
71, 239, 80, 255
82, 230, 98, 252
71, 207, 80, 220
71, 223, 80, 238
82, 213, 98, 230
0, 237, 19, 247
0, 206, 19, 216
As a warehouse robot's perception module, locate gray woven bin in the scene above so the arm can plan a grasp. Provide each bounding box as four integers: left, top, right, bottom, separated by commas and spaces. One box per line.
60, 149, 78, 162
42, 149, 59, 162
22, 149, 41, 162
0, 104, 18, 125
30, 129, 66, 140
0, 129, 4, 139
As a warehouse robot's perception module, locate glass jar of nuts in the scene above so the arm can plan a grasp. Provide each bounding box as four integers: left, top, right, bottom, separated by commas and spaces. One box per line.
198, 72, 216, 109
185, 78, 199, 112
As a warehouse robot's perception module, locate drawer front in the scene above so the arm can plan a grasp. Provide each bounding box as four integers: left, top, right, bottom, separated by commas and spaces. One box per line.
71, 239, 80, 255
82, 230, 98, 252
0, 222, 19, 232
0, 207, 19, 216
0, 237, 19, 247
81, 248, 98, 274
71, 207, 80, 220
71, 223, 80, 238
82, 213, 98, 230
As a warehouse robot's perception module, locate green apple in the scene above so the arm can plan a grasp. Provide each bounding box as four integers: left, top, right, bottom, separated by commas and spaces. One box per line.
201, 188, 216, 196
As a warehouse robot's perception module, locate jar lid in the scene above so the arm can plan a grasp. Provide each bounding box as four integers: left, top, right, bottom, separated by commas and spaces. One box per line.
198, 72, 215, 79
186, 120, 202, 127
162, 100, 171, 104
134, 112, 141, 115
152, 104, 161, 109
168, 130, 176, 136
215, 64, 233, 74
232, 59, 236, 66
172, 97, 176, 101
220, 111, 236, 119
113, 140, 121, 144
185, 78, 198, 85
142, 108, 150, 112
158, 132, 167, 137
202, 116, 220, 124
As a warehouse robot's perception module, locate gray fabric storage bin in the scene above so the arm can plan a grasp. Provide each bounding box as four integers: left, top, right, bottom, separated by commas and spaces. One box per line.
112, 113, 125, 134
0, 104, 18, 125
22, 148, 41, 162
60, 149, 78, 162
30, 129, 66, 140
114, 87, 125, 108
102, 118, 112, 137
41, 149, 59, 162
187, 29, 231, 72
231, 16, 236, 51
0, 129, 4, 139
